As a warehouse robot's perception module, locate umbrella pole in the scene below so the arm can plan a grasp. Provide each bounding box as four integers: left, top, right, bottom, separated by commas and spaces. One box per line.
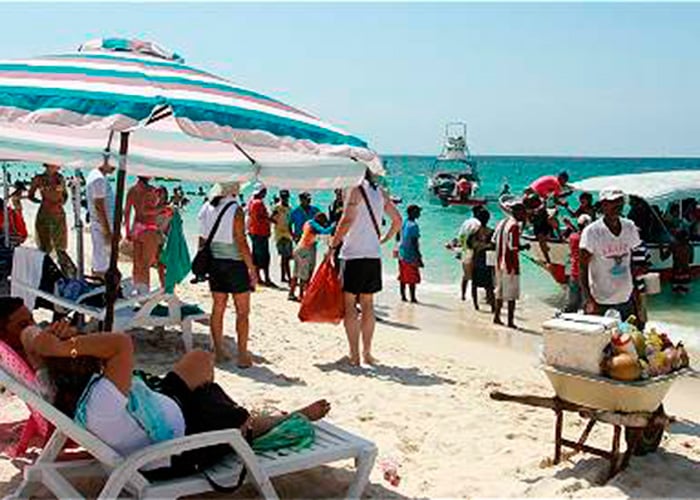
72, 169, 84, 278
104, 132, 130, 331
2, 163, 9, 247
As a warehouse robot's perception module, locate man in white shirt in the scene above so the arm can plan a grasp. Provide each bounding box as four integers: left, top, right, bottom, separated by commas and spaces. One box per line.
86, 158, 117, 277
580, 188, 641, 320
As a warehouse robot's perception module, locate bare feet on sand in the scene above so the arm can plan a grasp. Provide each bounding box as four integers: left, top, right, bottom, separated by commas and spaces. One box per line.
298, 399, 331, 421
215, 348, 234, 364
363, 352, 379, 365
237, 351, 253, 368
345, 354, 360, 367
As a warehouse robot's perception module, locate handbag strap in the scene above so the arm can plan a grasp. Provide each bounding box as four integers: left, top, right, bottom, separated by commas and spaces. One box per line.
358, 185, 381, 239
204, 201, 236, 248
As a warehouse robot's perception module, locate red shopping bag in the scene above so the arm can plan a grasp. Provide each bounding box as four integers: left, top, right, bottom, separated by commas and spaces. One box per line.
298, 255, 345, 324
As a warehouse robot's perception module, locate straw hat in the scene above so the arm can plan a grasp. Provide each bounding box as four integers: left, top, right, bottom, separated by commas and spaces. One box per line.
208, 181, 240, 199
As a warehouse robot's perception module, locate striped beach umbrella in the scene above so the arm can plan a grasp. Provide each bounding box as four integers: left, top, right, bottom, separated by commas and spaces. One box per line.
0, 38, 382, 328
0, 38, 382, 187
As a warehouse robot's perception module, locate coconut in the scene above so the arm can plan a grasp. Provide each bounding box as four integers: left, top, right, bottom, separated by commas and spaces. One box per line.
609, 353, 642, 381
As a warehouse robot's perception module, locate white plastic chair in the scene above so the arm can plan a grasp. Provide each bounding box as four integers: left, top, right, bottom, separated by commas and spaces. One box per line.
0, 366, 377, 500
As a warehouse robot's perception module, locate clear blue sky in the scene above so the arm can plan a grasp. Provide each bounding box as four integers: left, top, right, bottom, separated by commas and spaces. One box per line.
0, 2, 698, 157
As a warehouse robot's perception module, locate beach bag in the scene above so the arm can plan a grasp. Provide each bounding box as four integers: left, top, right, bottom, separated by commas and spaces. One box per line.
191, 201, 235, 279
298, 255, 344, 324
57, 278, 92, 302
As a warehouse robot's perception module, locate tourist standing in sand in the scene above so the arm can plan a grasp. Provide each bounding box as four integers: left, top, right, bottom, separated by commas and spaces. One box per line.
329, 188, 345, 226
288, 212, 334, 301
330, 170, 402, 366
397, 204, 422, 303
470, 208, 495, 312
154, 186, 173, 288
580, 188, 641, 320
198, 182, 256, 367
28, 164, 68, 256
86, 160, 117, 278
448, 206, 483, 301
290, 192, 320, 242
493, 201, 529, 328
124, 177, 161, 294
271, 189, 293, 283
4, 181, 28, 246
565, 214, 591, 312
247, 185, 275, 287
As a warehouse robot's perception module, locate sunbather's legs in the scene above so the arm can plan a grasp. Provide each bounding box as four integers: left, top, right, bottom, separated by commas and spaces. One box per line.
232, 291, 252, 368
359, 293, 377, 365
210, 292, 231, 361
172, 350, 215, 390
245, 399, 331, 438
343, 293, 361, 365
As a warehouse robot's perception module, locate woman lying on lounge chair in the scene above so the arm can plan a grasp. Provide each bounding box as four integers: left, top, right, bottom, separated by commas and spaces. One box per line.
0, 297, 330, 470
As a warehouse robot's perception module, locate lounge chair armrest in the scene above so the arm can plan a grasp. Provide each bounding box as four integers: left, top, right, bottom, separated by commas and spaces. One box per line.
100, 429, 258, 498
100, 428, 273, 500
75, 285, 107, 304
120, 429, 250, 471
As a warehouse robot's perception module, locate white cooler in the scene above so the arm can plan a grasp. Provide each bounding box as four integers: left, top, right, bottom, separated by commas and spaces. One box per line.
542, 314, 618, 375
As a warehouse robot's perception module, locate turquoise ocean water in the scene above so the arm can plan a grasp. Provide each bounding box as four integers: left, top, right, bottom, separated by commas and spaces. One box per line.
6, 156, 699, 334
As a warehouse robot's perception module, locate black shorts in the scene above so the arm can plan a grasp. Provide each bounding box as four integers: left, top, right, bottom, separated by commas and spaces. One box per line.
250, 235, 271, 268
342, 258, 382, 295
158, 372, 250, 434
208, 259, 251, 294
532, 210, 551, 237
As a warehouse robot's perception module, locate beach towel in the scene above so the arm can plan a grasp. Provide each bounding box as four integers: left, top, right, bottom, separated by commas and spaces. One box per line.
252, 413, 315, 453
10, 247, 45, 309
0, 340, 51, 457
160, 211, 191, 293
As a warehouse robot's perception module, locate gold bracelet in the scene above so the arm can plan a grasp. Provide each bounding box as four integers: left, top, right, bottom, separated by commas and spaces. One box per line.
69, 336, 78, 359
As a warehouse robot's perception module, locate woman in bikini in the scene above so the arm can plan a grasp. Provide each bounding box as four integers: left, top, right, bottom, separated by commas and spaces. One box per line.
28, 164, 68, 255
125, 177, 162, 294
154, 186, 174, 288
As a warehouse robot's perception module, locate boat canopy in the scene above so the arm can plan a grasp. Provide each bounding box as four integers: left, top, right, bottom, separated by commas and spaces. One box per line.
574, 170, 700, 203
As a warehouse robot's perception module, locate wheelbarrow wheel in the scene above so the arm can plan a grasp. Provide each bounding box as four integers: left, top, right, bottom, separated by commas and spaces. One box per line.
625, 405, 665, 456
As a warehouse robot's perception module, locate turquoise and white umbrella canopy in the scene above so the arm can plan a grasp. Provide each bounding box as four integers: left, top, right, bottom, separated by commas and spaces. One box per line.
0, 38, 381, 187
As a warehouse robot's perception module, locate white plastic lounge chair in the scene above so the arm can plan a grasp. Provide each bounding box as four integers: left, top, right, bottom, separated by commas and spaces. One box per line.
0, 366, 377, 500
10, 248, 207, 351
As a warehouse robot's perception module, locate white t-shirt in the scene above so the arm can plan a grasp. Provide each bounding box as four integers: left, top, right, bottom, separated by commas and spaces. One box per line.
86, 168, 115, 227
457, 217, 482, 250
84, 377, 185, 469
580, 217, 641, 305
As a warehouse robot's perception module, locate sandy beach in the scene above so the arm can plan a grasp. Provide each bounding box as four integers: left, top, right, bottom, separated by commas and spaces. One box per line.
0, 3, 698, 497
1, 252, 698, 499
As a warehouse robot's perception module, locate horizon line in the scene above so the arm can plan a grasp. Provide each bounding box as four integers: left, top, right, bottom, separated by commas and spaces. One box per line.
380, 152, 700, 161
